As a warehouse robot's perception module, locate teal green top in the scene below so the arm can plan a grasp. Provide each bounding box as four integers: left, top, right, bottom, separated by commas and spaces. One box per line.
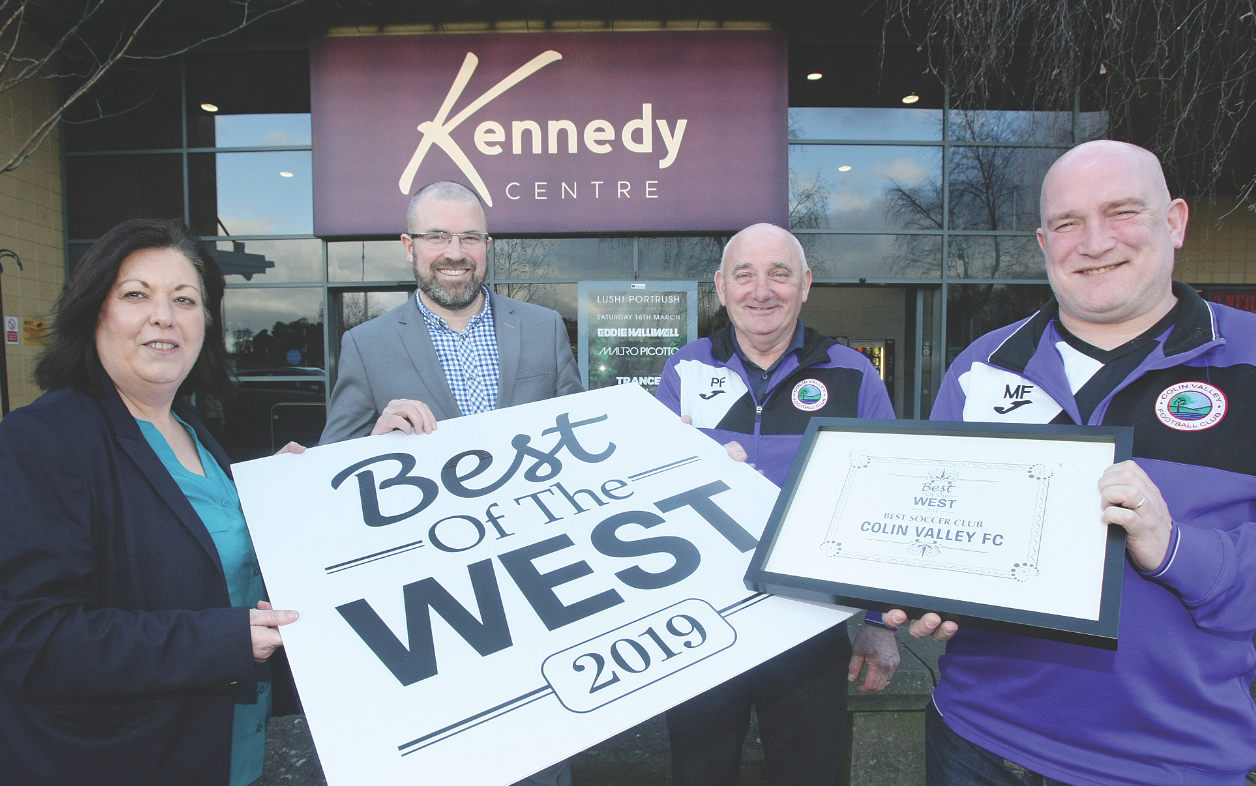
137, 416, 272, 786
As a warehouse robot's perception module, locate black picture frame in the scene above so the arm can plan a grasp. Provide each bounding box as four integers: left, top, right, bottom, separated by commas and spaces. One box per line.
744, 418, 1133, 649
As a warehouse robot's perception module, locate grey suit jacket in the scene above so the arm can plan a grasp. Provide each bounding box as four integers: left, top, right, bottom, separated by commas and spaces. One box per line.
320, 292, 583, 443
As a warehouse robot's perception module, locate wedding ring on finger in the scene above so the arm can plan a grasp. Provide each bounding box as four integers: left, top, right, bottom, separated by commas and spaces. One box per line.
1132, 494, 1147, 510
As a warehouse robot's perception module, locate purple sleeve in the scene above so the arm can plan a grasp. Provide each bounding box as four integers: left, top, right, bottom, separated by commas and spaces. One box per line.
929, 359, 970, 422
655, 354, 683, 415
856, 356, 896, 419
863, 610, 895, 629
1143, 518, 1256, 634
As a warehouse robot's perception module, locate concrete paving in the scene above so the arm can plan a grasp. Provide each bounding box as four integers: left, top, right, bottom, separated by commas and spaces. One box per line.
255, 628, 1256, 785
255, 624, 912, 786
256, 711, 768, 786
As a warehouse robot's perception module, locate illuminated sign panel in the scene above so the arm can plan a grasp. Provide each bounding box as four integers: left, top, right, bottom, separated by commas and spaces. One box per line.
311, 31, 787, 235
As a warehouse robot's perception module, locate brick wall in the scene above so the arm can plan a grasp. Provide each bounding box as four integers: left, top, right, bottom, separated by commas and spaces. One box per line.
0, 31, 63, 418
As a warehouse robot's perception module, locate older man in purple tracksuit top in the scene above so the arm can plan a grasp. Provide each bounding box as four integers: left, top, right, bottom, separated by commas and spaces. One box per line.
656, 223, 902, 786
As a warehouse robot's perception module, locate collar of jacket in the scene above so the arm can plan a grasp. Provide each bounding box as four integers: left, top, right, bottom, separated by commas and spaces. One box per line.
88, 366, 233, 580
988, 281, 1221, 374
710, 323, 837, 368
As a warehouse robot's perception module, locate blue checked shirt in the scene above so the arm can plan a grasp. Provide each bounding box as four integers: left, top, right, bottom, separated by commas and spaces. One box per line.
416, 289, 500, 415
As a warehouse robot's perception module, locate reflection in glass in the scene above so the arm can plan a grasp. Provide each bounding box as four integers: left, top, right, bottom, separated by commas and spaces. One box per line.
800, 234, 942, 280
638, 237, 727, 280
213, 114, 311, 148
494, 283, 578, 349
946, 110, 1073, 144
789, 146, 941, 230
698, 282, 725, 338
946, 284, 1053, 366
1077, 112, 1110, 143
338, 291, 410, 332
67, 243, 92, 274
224, 287, 324, 370
947, 147, 1063, 231
67, 155, 184, 239
185, 50, 310, 148
789, 108, 943, 141
63, 64, 182, 152
190, 151, 313, 236
493, 238, 633, 280
213, 239, 322, 283
949, 236, 1046, 280
215, 381, 326, 463
328, 240, 412, 282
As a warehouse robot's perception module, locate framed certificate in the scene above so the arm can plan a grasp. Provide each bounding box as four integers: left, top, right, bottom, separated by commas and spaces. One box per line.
744, 419, 1133, 648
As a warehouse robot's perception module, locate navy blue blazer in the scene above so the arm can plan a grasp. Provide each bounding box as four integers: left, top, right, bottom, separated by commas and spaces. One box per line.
0, 381, 297, 785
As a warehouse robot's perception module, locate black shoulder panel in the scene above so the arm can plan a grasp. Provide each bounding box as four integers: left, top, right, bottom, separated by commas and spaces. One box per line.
760, 367, 864, 435
1103, 363, 1256, 476
714, 392, 759, 434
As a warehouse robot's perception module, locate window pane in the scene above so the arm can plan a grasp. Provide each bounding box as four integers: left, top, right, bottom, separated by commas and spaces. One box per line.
66, 155, 183, 239
949, 236, 1046, 280
186, 50, 310, 148
948, 147, 1064, 231
947, 110, 1074, 144
946, 284, 1054, 367
493, 238, 633, 280
338, 290, 410, 332
789, 108, 942, 141
68, 243, 91, 274
189, 151, 313, 236
212, 114, 311, 148
328, 240, 412, 282
789, 145, 941, 230
212, 239, 322, 284
637, 237, 727, 280
800, 234, 942, 280
214, 382, 326, 463
698, 282, 724, 338
224, 287, 325, 371
493, 283, 577, 349
64, 64, 182, 152
1077, 112, 1110, 143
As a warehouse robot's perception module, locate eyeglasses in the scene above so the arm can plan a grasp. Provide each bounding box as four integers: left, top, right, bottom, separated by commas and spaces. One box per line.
405, 231, 491, 249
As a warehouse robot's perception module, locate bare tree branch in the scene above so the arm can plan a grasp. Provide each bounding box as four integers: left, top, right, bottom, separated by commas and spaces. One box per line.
1, 0, 166, 173
0, 0, 111, 90
0, 0, 308, 175
883, 0, 1256, 201
125, 0, 310, 60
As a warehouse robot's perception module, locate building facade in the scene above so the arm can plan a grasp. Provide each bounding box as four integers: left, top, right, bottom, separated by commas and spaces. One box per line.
2, 8, 1253, 461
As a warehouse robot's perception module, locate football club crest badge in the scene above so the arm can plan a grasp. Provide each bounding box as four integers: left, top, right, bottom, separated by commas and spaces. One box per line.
791, 379, 829, 412
1154, 382, 1227, 431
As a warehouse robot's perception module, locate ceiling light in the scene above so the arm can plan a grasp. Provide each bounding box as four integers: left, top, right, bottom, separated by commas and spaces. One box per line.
279, 171, 294, 178
902, 93, 920, 104
200, 103, 219, 112
838, 165, 852, 172
806, 72, 823, 81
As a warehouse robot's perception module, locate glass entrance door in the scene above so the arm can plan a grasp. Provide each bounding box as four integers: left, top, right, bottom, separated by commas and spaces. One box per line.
800, 284, 941, 419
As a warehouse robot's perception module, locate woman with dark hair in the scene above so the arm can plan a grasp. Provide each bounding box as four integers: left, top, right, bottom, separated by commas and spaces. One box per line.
0, 218, 302, 785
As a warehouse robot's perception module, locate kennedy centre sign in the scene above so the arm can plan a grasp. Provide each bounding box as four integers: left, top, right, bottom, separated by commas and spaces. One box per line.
311, 31, 788, 235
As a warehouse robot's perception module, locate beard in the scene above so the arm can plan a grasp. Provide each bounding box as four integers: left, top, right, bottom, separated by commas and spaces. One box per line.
416, 258, 487, 311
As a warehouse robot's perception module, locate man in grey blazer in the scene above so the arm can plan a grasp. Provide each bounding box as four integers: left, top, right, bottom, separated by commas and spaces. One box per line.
321, 180, 582, 445
320, 181, 580, 786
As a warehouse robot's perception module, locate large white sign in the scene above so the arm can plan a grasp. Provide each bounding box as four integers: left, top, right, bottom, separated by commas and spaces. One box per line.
234, 385, 852, 785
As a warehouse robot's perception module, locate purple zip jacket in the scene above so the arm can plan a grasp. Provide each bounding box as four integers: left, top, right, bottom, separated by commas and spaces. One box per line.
931, 283, 1256, 785
656, 323, 895, 487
